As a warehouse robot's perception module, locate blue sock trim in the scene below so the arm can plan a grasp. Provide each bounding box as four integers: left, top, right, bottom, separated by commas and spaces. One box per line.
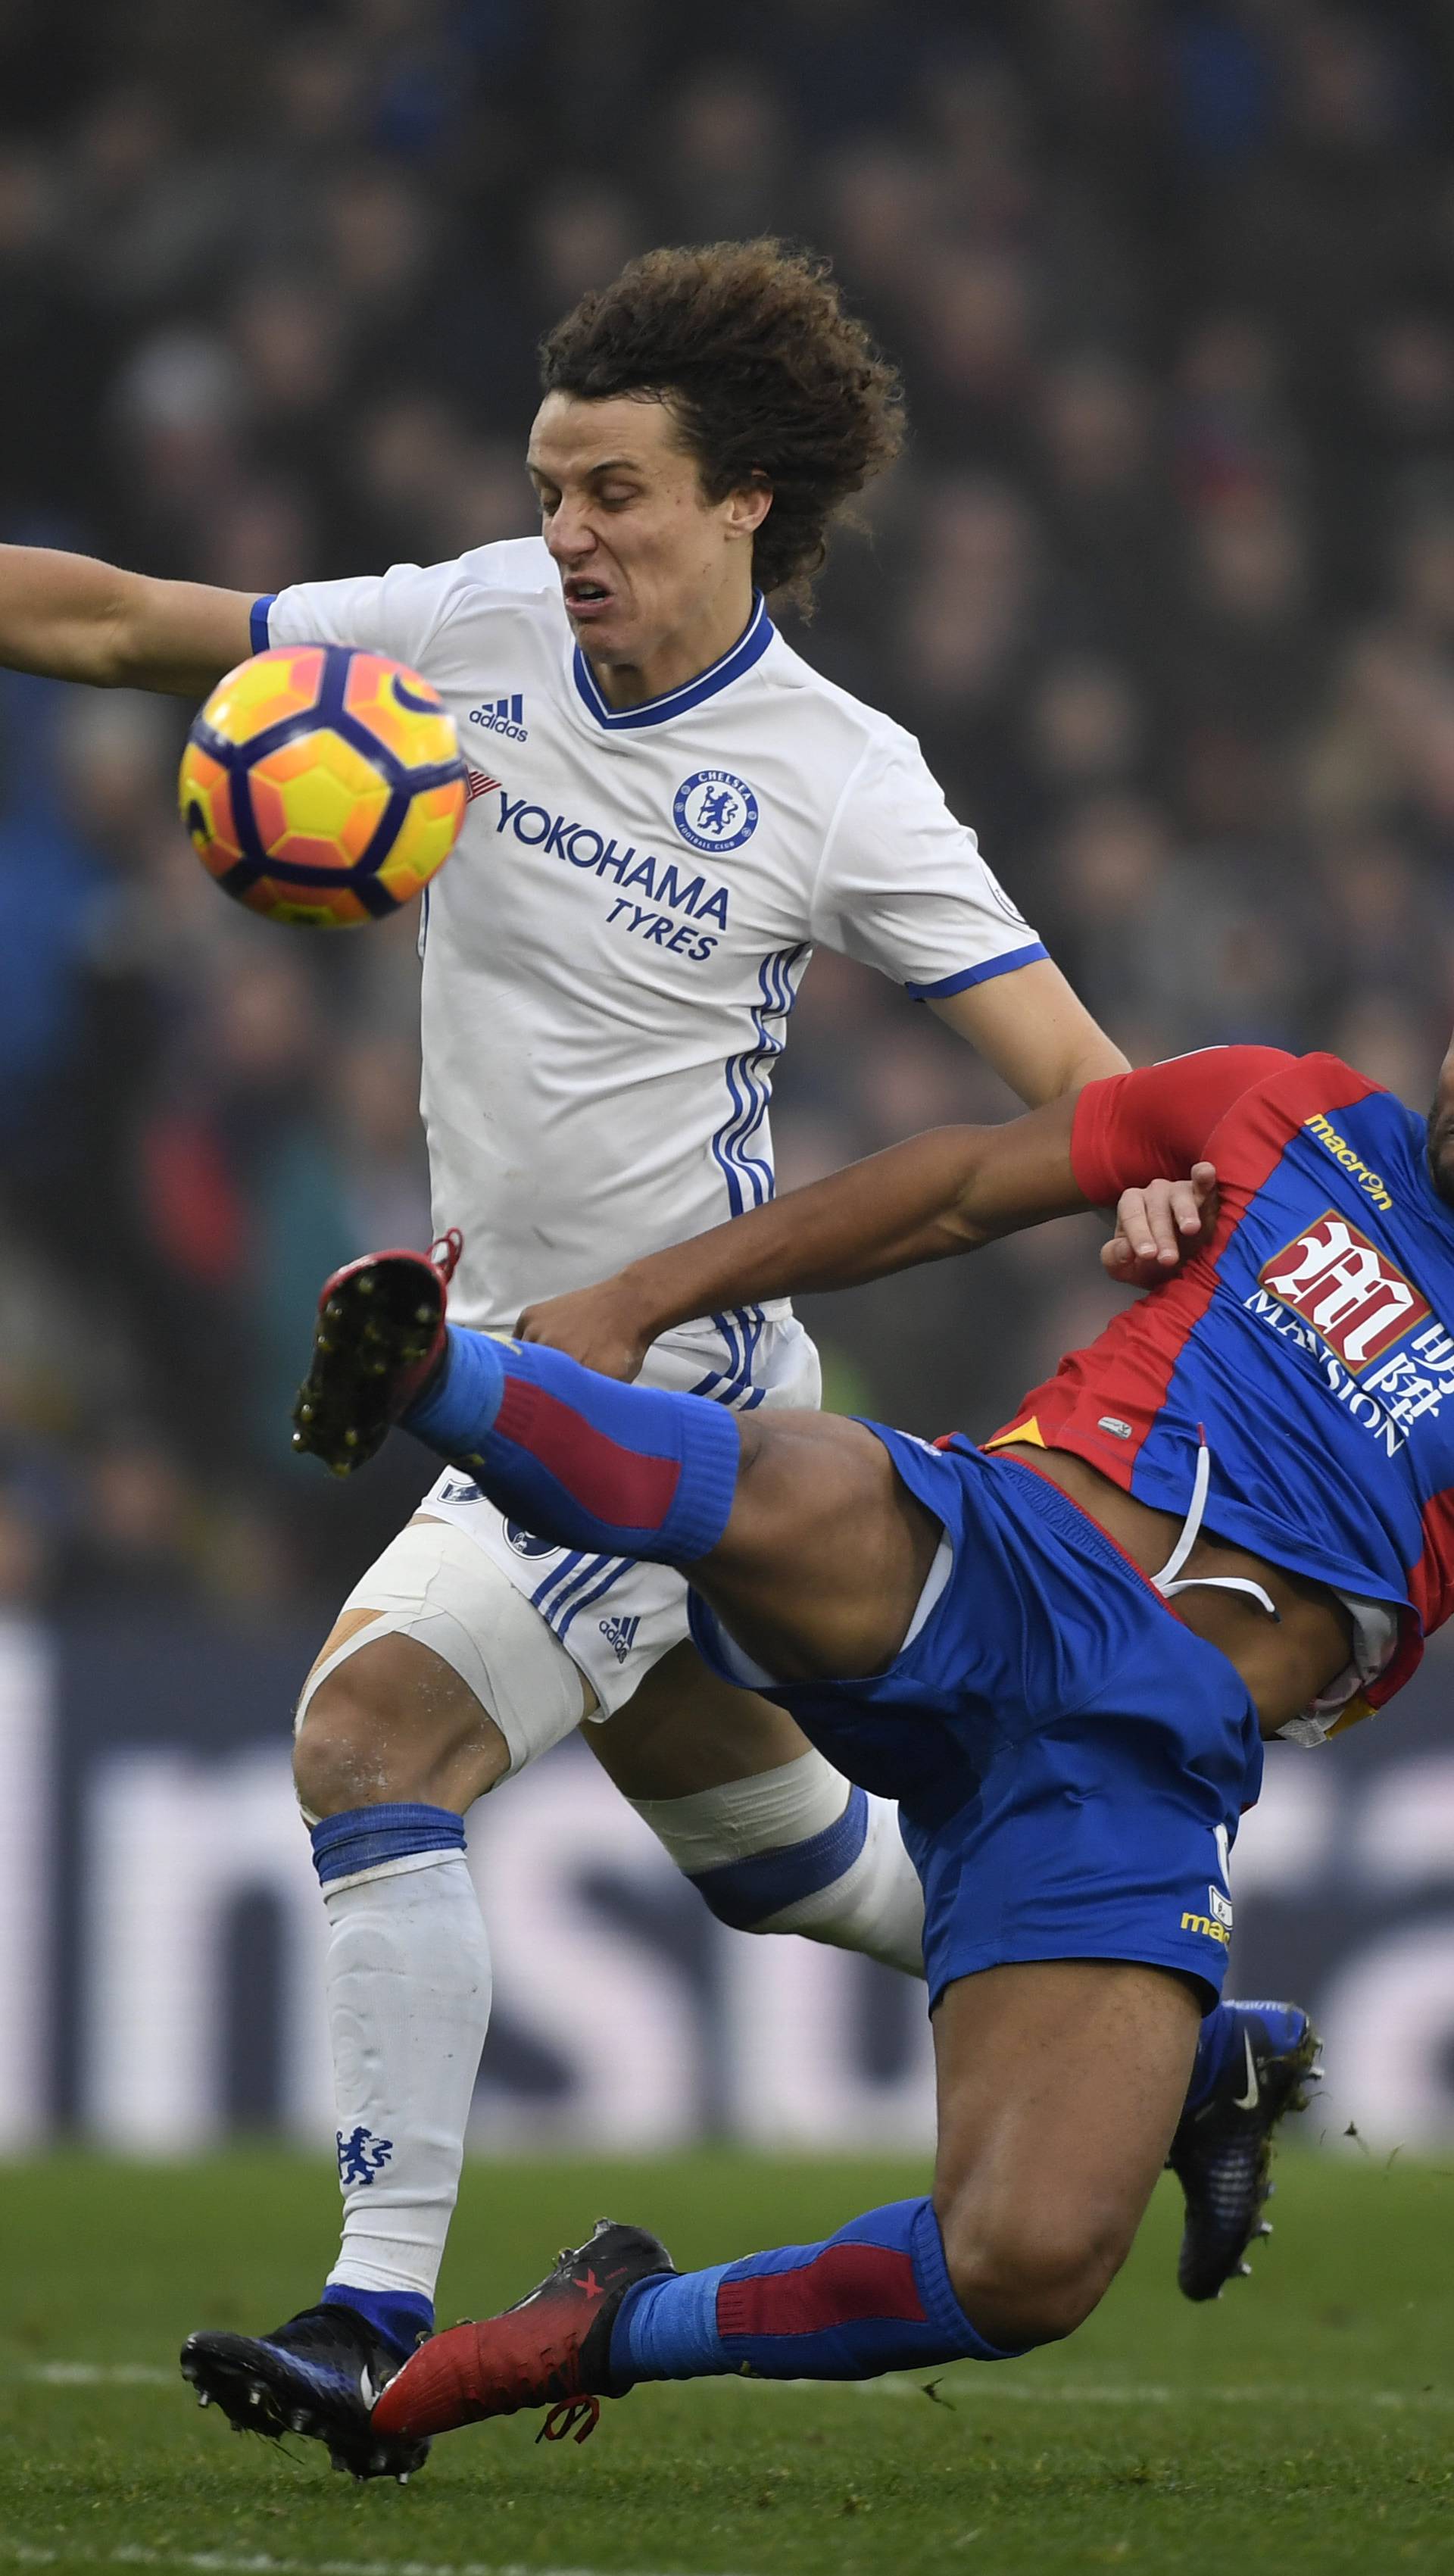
689, 1788, 870, 1930
651, 1389, 740, 1561
608, 2265, 733, 2388
404, 1325, 505, 1450
907, 2198, 1022, 2361
310, 1802, 465, 1888
322, 2283, 433, 2358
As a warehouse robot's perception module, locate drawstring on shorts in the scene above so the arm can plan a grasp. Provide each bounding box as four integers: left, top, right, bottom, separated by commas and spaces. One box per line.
1151, 1433, 1279, 1623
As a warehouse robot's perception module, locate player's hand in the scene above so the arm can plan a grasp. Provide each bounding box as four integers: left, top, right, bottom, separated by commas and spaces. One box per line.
1102, 1164, 1219, 1289
515, 1282, 654, 1381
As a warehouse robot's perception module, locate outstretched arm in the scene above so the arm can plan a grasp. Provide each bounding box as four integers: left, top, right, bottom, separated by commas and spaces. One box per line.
518, 1095, 1094, 1376
931, 966, 1218, 1286
516, 1044, 1276, 1377
0, 544, 252, 695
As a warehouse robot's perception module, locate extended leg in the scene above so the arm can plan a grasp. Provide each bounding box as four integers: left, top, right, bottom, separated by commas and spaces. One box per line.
610, 1957, 1197, 2380
397, 1323, 941, 1680
371, 1958, 1199, 2437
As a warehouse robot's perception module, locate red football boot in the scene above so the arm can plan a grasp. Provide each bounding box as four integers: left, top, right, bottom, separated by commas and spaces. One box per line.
291, 1229, 462, 1476
370, 2218, 675, 2445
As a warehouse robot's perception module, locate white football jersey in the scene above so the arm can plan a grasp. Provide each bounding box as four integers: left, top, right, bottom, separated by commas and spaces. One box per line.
261, 539, 1045, 1337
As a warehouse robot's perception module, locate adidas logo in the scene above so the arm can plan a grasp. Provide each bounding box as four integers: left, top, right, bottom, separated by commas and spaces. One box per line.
468, 692, 529, 742
598, 1613, 641, 1665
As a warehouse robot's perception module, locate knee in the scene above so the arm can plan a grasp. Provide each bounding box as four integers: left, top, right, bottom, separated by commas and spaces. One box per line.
936, 2194, 1122, 2352
293, 1663, 395, 1821
295, 1627, 514, 1819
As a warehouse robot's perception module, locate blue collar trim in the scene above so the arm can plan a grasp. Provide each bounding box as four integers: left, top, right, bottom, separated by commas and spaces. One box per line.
570, 594, 774, 730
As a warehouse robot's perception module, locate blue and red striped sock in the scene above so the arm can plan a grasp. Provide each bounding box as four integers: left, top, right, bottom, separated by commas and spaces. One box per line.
403, 1327, 741, 1564
607, 2197, 1022, 2386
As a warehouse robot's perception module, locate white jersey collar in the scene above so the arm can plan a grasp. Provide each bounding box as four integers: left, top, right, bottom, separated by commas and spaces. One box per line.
570, 592, 775, 730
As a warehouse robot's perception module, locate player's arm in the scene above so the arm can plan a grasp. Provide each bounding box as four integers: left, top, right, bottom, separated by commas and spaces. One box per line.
516, 1101, 1091, 1376
928, 960, 1218, 1284
928, 955, 1127, 1104
0, 544, 252, 695
516, 1048, 1281, 1378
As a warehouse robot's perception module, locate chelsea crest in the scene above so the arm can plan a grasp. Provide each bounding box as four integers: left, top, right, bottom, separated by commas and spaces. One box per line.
674, 768, 760, 854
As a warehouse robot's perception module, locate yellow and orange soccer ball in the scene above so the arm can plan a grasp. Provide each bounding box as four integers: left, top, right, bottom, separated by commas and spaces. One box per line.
179, 645, 466, 926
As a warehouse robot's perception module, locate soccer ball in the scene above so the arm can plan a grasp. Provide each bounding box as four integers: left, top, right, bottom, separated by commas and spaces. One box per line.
179, 644, 466, 926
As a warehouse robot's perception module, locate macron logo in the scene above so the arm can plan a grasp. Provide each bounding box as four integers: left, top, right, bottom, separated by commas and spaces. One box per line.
469, 693, 529, 742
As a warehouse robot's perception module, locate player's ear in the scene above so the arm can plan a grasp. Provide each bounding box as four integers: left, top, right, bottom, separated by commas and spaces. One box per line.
724, 475, 772, 540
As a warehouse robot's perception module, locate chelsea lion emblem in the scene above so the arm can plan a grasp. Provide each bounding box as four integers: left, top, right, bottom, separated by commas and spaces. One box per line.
673, 768, 760, 854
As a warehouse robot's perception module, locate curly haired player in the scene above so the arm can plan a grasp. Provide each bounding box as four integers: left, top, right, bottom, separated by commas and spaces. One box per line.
0, 239, 1307, 2478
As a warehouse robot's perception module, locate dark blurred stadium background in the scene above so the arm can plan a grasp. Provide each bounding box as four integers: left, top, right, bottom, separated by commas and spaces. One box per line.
3, 0, 1454, 2159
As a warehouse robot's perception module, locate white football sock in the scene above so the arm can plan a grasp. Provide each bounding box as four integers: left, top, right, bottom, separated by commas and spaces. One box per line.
322, 1852, 491, 2305
632, 1750, 926, 1978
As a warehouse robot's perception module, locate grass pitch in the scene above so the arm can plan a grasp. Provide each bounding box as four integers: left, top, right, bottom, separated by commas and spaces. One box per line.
0, 2150, 1449, 2575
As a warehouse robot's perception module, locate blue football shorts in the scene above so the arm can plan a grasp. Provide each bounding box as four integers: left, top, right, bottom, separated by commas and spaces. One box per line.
688, 1431, 1264, 2013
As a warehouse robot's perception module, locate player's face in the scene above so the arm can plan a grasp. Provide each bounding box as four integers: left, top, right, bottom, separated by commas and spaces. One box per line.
1428, 1032, 1454, 1210
526, 392, 769, 698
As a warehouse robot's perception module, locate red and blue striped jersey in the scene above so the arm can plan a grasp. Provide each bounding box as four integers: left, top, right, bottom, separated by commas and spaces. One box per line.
986, 1047, 1454, 1714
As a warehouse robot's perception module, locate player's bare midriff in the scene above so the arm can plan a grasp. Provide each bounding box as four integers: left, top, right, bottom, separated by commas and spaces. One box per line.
991, 1442, 1354, 1736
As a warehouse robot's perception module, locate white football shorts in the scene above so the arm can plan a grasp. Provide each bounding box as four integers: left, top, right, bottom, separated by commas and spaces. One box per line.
299, 1316, 822, 1776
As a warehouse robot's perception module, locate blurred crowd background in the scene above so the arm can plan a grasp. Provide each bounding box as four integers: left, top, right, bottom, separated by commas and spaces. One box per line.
4, 0, 1454, 1632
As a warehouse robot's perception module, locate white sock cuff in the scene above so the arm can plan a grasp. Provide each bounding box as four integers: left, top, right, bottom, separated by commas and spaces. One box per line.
629, 1747, 852, 1875
320, 1845, 468, 1899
